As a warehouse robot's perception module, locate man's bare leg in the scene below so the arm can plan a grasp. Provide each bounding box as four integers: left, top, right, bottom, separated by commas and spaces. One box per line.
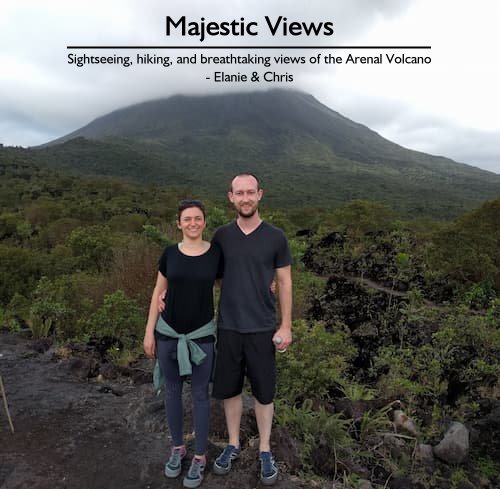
224, 394, 243, 448
255, 400, 273, 452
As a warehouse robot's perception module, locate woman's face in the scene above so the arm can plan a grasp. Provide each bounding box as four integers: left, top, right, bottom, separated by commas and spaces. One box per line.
177, 206, 206, 239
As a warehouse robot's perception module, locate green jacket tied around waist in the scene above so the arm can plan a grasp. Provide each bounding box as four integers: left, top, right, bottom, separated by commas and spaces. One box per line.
153, 316, 216, 389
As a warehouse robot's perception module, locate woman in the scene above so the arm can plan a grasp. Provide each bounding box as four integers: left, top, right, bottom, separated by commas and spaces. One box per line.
143, 200, 221, 489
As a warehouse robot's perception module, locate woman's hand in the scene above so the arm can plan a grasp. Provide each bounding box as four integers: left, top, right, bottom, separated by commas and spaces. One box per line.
143, 330, 156, 358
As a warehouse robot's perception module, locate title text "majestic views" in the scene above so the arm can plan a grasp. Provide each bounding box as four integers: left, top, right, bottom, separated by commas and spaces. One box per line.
165, 16, 335, 42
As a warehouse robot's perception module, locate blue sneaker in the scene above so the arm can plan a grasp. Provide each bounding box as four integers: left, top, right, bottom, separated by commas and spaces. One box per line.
259, 451, 278, 485
183, 457, 205, 488
164, 446, 186, 478
213, 444, 241, 475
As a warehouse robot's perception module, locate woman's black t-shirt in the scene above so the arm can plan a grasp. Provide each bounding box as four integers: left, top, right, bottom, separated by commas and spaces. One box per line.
157, 243, 221, 338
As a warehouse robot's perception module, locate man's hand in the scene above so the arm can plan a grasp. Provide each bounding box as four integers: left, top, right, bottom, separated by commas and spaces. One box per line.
273, 326, 292, 352
158, 289, 166, 313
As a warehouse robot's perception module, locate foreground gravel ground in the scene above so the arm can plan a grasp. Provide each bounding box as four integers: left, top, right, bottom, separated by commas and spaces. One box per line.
0, 333, 318, 489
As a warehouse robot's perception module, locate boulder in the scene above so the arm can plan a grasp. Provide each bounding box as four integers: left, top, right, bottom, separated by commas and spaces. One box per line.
271, 427, 302, 473
413, 443, 434, 466
433, 422, 469, 464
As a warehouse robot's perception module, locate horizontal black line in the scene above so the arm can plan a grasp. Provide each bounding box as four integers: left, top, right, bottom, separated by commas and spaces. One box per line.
67, 45, 431, 50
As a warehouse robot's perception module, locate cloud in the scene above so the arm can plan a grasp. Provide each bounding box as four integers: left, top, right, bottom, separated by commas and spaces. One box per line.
1, 0, 499, 174
345, 98, 500, 173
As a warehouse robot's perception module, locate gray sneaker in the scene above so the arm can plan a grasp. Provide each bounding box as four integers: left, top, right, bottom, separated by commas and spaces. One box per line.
213, 444, 241, 475
183, 457, 206, 488
259, 451, 278, 486
164, 446, 186, 478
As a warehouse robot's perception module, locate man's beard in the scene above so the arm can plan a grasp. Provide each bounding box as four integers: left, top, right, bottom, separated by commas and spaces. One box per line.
237, 206, 257, 218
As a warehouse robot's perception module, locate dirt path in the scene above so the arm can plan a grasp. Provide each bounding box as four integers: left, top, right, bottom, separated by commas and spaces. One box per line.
0, 333, 317, 489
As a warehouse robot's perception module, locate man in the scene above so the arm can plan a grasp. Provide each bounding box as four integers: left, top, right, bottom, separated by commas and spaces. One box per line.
211, 173, 292, 486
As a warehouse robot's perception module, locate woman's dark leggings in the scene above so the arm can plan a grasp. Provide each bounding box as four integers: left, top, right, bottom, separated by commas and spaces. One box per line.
156, 339, 214, 455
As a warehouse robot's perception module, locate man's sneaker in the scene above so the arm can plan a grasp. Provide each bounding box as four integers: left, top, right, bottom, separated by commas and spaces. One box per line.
164, 446, 186, 478
259, 451, 278, 486
213, 444, 241, 475
183, 457, 205, 488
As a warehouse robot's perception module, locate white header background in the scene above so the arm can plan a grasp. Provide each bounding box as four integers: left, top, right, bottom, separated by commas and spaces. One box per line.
2, 0, 499, 173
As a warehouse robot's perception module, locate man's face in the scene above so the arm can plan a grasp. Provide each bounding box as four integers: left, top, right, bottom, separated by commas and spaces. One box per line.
228, 175, 263, 218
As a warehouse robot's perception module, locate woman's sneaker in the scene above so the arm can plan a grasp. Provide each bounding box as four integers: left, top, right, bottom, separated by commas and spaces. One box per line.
164, 446, 186, 478
183, 457, 206, 488
213, 444, 241, 475
259, 451, 278, 485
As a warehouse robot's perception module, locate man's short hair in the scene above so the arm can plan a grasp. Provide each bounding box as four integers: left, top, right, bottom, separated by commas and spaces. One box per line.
229, 173, 261, 192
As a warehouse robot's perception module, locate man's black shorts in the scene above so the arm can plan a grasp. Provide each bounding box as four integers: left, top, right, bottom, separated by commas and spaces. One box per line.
212, 329, 276, 405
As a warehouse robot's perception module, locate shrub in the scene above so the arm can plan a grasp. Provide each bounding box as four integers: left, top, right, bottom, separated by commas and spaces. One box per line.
66, 225, 113, 271
28, 316, 53, 339
28, 276, 77, 339
105, 235, 162, 307
374, 304, 500, 409
205, 205, 228, 234
81, 290, 144, 349
276, 319, 355, 405
142, 224, 172, 246
0, 244, 42, 304
275, 399, 352, 474
21, 273, 106, 340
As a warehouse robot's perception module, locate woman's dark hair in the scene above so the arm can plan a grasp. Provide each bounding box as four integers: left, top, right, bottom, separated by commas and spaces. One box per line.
177, 199, 206, 220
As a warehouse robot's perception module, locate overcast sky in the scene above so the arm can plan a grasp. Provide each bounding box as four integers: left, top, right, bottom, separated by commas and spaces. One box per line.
2, 0, 500, 174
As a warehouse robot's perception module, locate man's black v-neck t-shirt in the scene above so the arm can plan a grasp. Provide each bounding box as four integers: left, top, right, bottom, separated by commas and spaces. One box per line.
212, 221, 292, 333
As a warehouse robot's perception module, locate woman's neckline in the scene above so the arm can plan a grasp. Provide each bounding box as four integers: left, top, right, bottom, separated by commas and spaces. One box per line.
177, 241, 211, 257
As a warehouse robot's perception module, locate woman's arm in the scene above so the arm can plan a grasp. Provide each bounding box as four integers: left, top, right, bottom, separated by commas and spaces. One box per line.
143, 271, 168, 358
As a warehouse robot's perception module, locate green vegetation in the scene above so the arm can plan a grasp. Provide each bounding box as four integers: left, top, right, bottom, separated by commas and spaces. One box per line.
0, 147, 499, 487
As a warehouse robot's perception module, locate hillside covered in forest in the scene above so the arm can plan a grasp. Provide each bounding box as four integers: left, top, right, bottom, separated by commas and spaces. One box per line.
26, 89, 500, 218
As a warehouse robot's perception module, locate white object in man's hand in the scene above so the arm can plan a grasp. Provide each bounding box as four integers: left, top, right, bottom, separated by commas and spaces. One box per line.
274, 336, 286, 353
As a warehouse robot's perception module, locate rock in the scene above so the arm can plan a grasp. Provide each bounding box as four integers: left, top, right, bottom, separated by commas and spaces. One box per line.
99, 362, 121, 380
311, 444, 335, 476
127, 367, 152, 384
433, 422, 469, 464
146, 398, 164, 414
470, 401, 500, 462
271, 427, 302, 473
68, 357, 98, 379
413, 443, 434, 466
389, 478, 425, 489
393, 409, 418, 436
383, 433, 406, 459
30, 338, 53, 353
